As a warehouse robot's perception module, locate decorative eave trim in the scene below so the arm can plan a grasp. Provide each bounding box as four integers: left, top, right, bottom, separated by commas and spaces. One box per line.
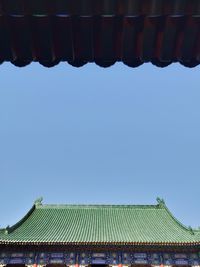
0, 241, 200, 247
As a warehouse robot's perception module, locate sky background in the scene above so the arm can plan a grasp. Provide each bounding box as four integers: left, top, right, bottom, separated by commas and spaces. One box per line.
0, 62, 200, 230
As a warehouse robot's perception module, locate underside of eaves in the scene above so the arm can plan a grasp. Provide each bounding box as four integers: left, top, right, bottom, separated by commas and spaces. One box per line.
1, 0, 200, 68
0, 198, 200, 246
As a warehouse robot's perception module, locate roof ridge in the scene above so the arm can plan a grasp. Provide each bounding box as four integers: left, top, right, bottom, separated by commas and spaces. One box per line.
38, 204, 161, 209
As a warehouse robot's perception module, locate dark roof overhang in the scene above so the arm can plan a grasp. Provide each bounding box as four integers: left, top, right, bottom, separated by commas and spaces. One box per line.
1, 0, 200, 68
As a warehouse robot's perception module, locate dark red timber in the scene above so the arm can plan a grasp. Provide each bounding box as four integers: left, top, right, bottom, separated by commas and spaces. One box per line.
0, 0, 200, 67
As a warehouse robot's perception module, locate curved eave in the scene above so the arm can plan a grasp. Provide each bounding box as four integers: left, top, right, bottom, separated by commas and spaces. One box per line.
1, 61, 200, 69
0, 11, 200, 68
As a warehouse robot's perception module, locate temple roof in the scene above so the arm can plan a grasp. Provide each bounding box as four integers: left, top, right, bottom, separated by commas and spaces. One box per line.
1, 0, 200, 68
0, 198, 200, 246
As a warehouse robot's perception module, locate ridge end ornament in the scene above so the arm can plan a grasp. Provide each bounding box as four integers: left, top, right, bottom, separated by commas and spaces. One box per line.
34, 197, 43, 207
156, 197, 165, 207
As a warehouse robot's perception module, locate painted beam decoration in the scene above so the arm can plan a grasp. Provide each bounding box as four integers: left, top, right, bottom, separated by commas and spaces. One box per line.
0, 252, 200, 266
0, 253, 35, 265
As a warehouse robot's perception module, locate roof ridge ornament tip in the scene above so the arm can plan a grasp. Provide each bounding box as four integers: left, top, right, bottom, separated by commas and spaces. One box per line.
156, 197, 165, 207
34, 197, 43, 207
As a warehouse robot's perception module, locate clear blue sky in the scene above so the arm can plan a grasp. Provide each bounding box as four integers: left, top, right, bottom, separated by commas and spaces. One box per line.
0, 63, 200, 230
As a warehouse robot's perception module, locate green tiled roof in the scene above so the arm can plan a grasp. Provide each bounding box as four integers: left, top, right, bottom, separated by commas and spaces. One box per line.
0, 198, 199, 246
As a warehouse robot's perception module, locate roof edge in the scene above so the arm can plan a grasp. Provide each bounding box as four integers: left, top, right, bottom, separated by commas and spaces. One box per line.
6, 197, 44, 234
3, 203, 37, 235
160, 200, 195, 234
